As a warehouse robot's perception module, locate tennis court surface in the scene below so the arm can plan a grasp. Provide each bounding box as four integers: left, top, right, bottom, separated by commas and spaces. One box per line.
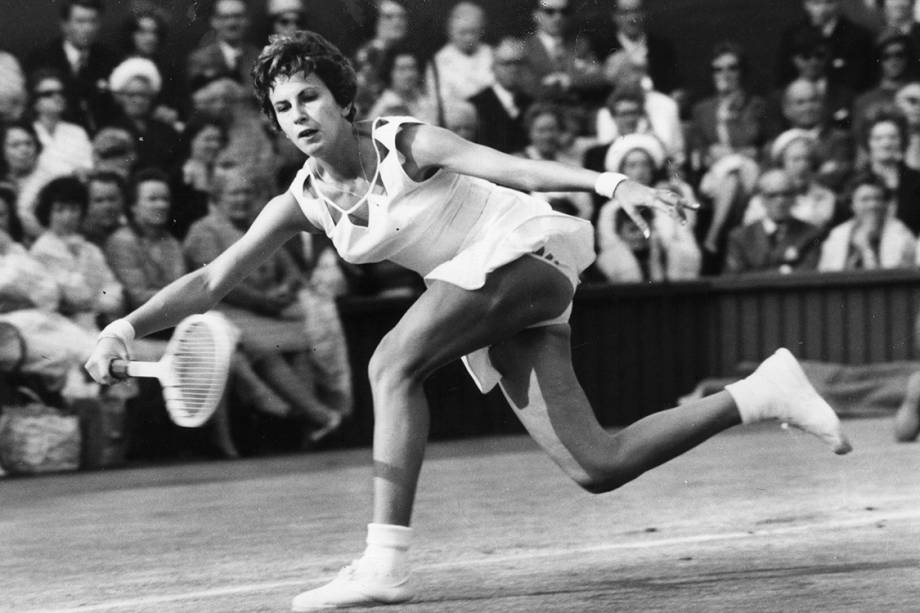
4, 416, 919, 612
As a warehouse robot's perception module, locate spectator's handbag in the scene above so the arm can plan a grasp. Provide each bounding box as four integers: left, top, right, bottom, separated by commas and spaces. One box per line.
0, 389, 81, 475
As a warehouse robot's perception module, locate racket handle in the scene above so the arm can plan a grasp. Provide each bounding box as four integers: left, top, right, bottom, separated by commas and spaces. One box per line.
109, 358, 129, 378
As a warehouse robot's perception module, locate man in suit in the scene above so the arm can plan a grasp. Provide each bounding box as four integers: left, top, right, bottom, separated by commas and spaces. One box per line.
468, 37, 532, 154
187, 0, 261, 97
25, 0, 118, 133
725, 169, 823, 274
520, 0, 606, 107
776, 0, 875, 92
583, 0, 681, 97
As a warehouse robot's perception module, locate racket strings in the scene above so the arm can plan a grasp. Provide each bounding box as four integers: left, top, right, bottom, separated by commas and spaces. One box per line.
167, 320, 232, 422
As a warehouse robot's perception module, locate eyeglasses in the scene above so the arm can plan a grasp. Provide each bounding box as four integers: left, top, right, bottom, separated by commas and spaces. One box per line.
380, 11, 406, 19
761, 189, 795, 199
712, 63, 740, 73
539, 6, 572, 16
35, 89, 65, 99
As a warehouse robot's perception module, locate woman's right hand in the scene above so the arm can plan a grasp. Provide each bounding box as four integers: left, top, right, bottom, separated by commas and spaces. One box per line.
84, 337, 130, 385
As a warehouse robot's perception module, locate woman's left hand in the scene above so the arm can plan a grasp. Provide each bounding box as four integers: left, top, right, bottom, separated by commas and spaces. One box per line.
615, 181, 698, 238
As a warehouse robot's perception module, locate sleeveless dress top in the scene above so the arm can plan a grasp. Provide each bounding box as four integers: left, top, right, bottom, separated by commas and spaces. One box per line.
288, 116, 595, 291
289, 117, 596, 393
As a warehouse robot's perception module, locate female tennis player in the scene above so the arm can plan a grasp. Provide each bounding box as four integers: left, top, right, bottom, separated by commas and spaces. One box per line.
85, 31, 851, 611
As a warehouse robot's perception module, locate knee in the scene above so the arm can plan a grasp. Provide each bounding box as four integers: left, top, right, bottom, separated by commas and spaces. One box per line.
367, 333, 429, 393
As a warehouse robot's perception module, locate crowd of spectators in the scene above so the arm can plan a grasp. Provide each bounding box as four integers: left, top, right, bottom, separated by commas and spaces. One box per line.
4, 0, 920, 459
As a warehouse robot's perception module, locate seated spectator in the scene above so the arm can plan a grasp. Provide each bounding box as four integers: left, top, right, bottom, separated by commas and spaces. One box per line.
0, 49, 26, 122
186, 0, 260, 96
775, 0, 874, 92
118, 9, 183, 127
689, 41, 768, 175
744, 130, 839, 229
596, 53, 684, 166
725, 168, 823, 274
427, 2, 494, 114
183, 170, 346, 445
25, 0, 118, 133
594, 133, 701, 282
818, 172, 918, 270
81, 171, 127, 247
367, 47, 437, 124
353, 0, 410, 119
90, 127, 138, 180
583, 0, 681, 98
516, 103, 592, 219
443, 101, 478, 141
894, 81, 920, 170
879, 0, 920, 68
521, 0, 605, 111
267, 0, 307, 38
468, 36, 532, 153
29, 68, 93, 179
0, 182, 59, 313
28, 176, 123, 331
768, 78, 853, 191
0, 121, 58, 240
169, 116, 228, 239
105, 57, 180, 173
863, 109, 920, 233
852, 32, 915, 143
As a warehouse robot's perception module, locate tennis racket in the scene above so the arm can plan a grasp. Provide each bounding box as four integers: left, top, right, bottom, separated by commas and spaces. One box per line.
109, 313, 236, 428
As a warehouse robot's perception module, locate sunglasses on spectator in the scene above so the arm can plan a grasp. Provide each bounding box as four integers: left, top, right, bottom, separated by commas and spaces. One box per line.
539, 6, 572, 16
712, 62, 740, 73
35, 89, 65, 98
380, 11, 405, 19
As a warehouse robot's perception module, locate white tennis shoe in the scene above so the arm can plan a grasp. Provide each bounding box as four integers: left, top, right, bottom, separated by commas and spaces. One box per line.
291, 561, 413, 611
727, 348, 852, 454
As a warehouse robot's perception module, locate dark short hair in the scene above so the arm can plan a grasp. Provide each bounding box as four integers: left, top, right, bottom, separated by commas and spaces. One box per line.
34, 176, 88, 228
251, 30, 357, 130
86, 170, 127, 196
179, 114, 229, 158
0, 121, 42, 177
0, 182, 24, 242
127, 167, 170, 206
845, 171, 892, 202
710, 40, 749, 79
523, 102, 566, 132
60, 0, 104, 20
122, 9, 167, 50
378, 44, 422, 88
606, 83, 645, 114
864, 107, 909, 151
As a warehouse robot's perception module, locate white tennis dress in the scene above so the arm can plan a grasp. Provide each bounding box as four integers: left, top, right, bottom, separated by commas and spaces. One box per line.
289, 116, 595, 392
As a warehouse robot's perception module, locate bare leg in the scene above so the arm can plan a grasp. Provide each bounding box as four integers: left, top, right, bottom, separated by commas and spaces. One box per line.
254, 352, 338, 427
491, 325, 740, 492
894, 371, 920, 442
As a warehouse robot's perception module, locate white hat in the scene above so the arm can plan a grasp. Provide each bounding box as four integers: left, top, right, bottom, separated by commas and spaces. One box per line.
770, 128, 816, 164
109, 57, 162, 94
267, 0, 304, 15
604, 132, 667, 173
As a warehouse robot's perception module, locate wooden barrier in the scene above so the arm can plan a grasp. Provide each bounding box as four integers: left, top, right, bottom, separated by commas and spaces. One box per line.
335, 270, 920, 444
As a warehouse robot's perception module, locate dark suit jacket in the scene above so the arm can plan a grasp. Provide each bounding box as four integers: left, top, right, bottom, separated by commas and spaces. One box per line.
894, 164, 920, 235
776, 17, 875, 91
690, 94, 769, 161
26, 38, 118, 133
186, 41, 261, 95
104, 115, 180, 173
725, 218, 823, 274
467, 86, 531, 154
585, 26, 680, 94
520, 34, 607, 102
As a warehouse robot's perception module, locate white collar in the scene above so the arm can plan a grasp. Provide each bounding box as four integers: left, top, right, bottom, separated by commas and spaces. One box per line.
62, 40, 84, 70
491, 83, 519, 116
217, 39, 242, 68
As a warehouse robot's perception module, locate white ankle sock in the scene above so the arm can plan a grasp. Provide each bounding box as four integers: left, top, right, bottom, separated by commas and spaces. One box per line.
725, 374, 767, 424
357, 523, 412, 578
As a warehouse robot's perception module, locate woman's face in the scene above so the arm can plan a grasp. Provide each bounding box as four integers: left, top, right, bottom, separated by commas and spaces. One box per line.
116, 76, 155, 119
781, 138, 813, 183
868, 120, 903, 164
620, 149, 655, 186
86, 180, 124, 232
390, 54, 420, 95
851, 183, 887, 224
133, 180, 171, 229
132, 16, 161, 56
711, 52, 741, 95
48, 201, 83, 236
215, 175, 254, 224
190, 125, 225, 164
529, 112, 562, 157
376, 0, 408, 44
4, 127, 37, 175
270, 71, 351, 157
33, 77, 67, 119
272, 11, 304, 36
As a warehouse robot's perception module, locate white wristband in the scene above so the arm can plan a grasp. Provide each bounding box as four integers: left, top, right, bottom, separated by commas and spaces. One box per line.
99, 319, 136, 346
594, 172, 628, 199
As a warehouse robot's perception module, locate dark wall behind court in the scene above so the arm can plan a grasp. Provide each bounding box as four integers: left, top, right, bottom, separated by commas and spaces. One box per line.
2, 0, 883, 103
